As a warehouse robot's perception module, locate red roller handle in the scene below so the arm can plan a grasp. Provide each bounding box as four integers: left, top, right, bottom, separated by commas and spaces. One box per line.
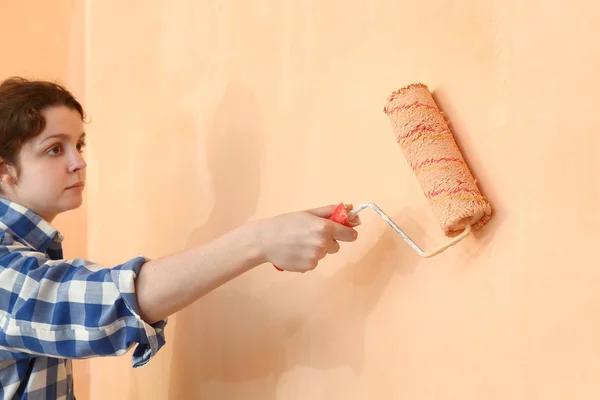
274, 203, 355, 271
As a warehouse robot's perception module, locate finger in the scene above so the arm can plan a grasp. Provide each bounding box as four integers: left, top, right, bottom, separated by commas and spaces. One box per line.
327, 239, 340, 254
317, 246, 328, 260
331, 223, 359, 242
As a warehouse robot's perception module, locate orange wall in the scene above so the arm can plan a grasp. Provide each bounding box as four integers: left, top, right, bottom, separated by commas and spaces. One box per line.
81, 0, 600, 399
0, 1, 89, 399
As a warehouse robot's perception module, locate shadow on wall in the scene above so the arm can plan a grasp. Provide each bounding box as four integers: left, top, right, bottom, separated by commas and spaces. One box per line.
166, 82, 268, 399
165, 83, 425, 399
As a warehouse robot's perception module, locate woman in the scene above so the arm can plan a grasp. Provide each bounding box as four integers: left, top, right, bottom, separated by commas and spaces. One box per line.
0, 77, 359, 399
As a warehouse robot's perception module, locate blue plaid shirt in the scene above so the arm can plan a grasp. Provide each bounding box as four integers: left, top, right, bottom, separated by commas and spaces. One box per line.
0, 197, 167, 399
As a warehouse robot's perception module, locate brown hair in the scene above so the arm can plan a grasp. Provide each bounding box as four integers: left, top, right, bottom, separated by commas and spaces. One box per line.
0, 76, 85, 170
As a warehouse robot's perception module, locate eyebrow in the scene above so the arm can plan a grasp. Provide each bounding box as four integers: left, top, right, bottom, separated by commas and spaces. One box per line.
39, 132, 86, 144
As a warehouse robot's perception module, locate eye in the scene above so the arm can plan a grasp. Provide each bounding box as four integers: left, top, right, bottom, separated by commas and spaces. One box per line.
46, 145, 62, 156
77, 141, 86, 153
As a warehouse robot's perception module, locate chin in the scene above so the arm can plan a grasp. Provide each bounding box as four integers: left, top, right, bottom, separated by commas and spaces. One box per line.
70, 197, 84, 209
60, 196, 84, 212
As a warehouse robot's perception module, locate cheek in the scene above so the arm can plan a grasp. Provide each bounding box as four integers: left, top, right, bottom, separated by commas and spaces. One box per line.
20, 165, 62, 191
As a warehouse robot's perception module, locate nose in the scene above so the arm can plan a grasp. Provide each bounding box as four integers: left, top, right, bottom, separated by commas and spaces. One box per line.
68, 149, 87, 173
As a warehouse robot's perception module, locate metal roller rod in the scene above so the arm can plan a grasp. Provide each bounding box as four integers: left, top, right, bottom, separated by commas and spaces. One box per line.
348, 202, 471, 258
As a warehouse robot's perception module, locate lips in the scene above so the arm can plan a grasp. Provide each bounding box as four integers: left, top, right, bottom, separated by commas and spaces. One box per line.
66, 182, 84, 189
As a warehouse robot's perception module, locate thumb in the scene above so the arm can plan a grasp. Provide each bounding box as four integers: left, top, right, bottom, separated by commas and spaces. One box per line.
307, 203, 353, 218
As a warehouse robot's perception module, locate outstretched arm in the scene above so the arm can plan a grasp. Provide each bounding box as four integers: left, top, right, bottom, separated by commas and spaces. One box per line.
135, 204, 359, 324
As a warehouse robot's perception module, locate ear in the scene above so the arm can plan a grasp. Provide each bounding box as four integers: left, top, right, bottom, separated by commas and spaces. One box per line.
0, 158, 17, 186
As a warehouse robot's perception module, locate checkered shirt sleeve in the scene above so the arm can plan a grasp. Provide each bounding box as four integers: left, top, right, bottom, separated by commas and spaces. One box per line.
0, 235, 167, 365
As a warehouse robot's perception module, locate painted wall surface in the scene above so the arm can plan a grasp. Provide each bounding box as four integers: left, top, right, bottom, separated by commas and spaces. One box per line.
0, 1, 89, 399
85, 1, 599, 399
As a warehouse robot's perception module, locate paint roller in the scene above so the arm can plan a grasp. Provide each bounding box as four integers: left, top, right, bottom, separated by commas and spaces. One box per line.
352, 83, 492, 257
274, 83, 492, 270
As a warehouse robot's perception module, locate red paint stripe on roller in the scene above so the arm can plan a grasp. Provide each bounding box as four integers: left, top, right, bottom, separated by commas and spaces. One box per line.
398, 124, 434, 141
411, 157, 465, 171
385, 101, 438, 115
398, 125, 452, 142
425, 186, 477, 200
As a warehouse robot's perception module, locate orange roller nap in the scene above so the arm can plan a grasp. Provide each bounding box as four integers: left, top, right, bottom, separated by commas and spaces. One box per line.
383, 83, 492, 236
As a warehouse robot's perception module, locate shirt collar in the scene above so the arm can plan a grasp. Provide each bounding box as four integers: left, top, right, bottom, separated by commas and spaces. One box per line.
0, 197, 63, 252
